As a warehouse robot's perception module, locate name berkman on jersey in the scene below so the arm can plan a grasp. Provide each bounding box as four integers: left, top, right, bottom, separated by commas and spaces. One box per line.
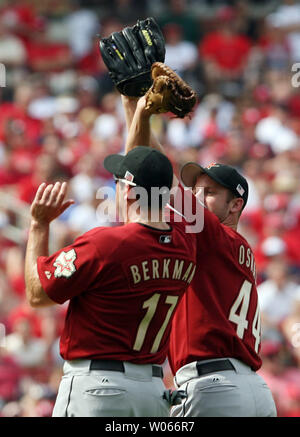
130, 258, 196, 285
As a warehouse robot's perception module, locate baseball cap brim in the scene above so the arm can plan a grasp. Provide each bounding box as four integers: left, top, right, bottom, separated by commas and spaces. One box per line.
103, 153, 124, 177
181, 161, 233, 191
181, 162, 205, 188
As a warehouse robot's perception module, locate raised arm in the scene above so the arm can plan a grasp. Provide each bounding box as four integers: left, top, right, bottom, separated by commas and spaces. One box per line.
122, 95, 164, 155
121, 95, 139, 137
122, 95, 179, 189
25, 182, 74, 307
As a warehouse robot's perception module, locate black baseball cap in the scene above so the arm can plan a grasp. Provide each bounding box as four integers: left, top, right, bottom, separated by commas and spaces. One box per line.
104, 146, 173, 192
181, 162, 248, 208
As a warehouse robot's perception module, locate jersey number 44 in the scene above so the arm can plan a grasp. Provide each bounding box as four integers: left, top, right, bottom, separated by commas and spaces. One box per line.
229, 279, 261, 353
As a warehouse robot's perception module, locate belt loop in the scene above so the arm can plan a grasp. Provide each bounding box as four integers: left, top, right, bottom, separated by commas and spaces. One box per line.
174, 374, 179, 388
152, 365, 164, 378
196, 359, 235, 376
123, 362, 153, 381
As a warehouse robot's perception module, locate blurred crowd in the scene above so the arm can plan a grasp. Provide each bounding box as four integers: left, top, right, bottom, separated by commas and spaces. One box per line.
0, 0, 300, 417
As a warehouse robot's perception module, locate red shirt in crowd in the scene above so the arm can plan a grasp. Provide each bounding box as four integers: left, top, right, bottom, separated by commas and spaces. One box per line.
25, 40, 72, 73
200, 31, 251, 72
37, 212, 197, 364
0, 3, 40, 42
0, 102, 42, 144
77, 39, 107, 75
0, 355, 23, 402
168, 184, 262, 374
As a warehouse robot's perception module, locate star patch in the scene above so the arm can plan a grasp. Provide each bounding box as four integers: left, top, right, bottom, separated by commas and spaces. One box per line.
206, 162, 219, 169
53, 249, 77, 278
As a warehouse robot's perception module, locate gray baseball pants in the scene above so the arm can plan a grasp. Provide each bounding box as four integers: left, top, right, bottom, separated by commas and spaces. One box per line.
171, 357, 277, 417
52, 360, 169, 417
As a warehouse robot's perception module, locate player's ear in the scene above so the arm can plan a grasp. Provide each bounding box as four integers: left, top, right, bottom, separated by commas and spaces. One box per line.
230, 197, 244, 215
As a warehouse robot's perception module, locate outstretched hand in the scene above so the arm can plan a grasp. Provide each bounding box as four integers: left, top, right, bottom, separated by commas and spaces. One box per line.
30, 182, 74, 225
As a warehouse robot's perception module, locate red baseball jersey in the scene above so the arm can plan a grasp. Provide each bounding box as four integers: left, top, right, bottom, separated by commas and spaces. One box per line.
37, 213, 197, 364
168, 184, 262, 374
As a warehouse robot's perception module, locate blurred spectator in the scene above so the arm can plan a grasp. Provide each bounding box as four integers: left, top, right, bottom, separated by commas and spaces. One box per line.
0, 16, 27, 67
281, 296, 300, 369
111, 0, 147, 25
25, 21, 74, 73
188, 93, 236, 148
163, 23, 198, 78
52, 95, 80, 140
255, 235, 287, 272
0, 0, 42, 44
255, 103, 299, 154
5, 245, 25, 298
266, 0, 300, 63
4, 317, 48, 369
157, 0, 200, 43
0, 82, 44, 187
0, 347, 23, 408
258, 20, 291, 72
0, 81, 41, 144
199, 6, 252, 95
258, 338, 300, 417
92, 91, 124, 145
76, 18, 123, 95
258, 258, 300, 342
17, 153, 68, 204
233, 0, 261, 42
166, 117, 192, 150
64, 0, 99, 61
76, 76, 100, 110
69, 154, 100, 204
67, 154, 111, 233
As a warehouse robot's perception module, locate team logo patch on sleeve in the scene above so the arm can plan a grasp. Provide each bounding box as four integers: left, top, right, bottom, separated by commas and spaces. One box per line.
53, 249, 77, 278
159, 235, 172, 244
45, 271, 52, 279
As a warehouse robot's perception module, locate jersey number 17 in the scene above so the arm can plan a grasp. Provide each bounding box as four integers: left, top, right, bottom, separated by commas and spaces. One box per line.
133, 293, 179, 354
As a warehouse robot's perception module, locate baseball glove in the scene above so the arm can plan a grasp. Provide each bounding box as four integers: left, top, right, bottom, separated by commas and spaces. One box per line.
99, 17, 165, 97
144, 62, 198, 118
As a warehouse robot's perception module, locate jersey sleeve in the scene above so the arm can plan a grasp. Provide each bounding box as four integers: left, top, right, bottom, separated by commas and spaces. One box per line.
37, 233, 100, 304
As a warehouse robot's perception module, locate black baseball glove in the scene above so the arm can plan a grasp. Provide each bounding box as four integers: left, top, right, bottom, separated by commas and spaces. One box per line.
99, 17, 165, 97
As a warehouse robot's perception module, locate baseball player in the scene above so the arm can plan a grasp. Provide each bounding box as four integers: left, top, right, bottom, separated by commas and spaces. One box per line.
24, 146, 197, 417
120, 93, 277, 417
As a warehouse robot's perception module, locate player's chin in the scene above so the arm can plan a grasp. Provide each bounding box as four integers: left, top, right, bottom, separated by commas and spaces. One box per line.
207, 205, 224, 222
217, 209, 230, 224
